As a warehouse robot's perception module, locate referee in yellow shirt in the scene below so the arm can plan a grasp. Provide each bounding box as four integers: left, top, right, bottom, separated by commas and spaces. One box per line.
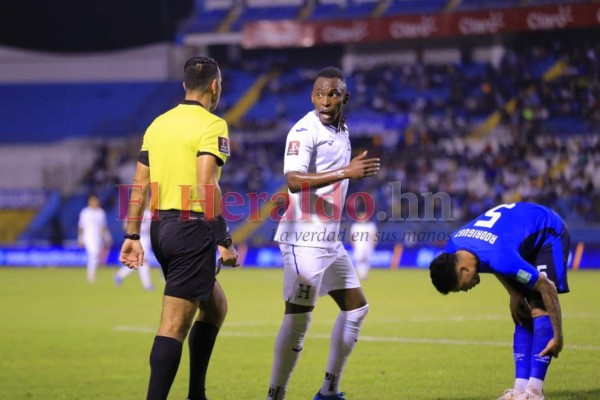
120, 56, 239, 400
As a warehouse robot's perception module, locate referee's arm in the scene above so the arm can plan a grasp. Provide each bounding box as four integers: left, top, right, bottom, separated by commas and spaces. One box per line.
125, 160, 151, 234
196, 154, 223, 219
120, 160, 150, 269
197, 153, 238, 267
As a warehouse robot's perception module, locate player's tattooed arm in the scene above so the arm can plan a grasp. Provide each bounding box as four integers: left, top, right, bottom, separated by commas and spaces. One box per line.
534, 274, 564, 358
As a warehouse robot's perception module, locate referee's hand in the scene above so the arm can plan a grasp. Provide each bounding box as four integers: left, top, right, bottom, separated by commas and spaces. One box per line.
120, 240, 144, 270
218, 244, 239, 268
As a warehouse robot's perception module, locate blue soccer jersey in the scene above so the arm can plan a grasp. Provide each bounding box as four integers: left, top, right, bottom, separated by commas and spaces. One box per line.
446, 203, 569, 292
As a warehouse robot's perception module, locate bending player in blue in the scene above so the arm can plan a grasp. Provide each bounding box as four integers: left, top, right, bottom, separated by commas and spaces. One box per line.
429, 202, 570, 400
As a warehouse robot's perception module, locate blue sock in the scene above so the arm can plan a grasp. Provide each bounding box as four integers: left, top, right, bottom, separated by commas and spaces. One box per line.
531, 315, 553, 380
513, 323, 533, 381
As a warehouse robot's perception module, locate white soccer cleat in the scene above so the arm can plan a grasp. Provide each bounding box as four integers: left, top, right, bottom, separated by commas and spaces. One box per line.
514, 390, 544, 400
497, 389, 525, 400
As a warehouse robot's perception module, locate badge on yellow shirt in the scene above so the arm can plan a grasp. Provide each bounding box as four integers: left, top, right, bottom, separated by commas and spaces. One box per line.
218, 137, 230, 156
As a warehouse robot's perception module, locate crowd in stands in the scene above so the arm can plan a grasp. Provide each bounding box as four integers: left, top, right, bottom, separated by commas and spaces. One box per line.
217, 30, 600, 227
362, 126, 600, 227
356, 32, 600, 226
31, 30, 599, 246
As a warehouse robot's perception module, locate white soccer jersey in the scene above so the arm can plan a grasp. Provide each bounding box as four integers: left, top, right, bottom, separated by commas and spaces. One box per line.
78, 206, 108, 245
273, 111, 351, 249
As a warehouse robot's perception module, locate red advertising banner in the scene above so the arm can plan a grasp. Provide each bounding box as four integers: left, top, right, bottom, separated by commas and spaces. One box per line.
242, 2, 600, 48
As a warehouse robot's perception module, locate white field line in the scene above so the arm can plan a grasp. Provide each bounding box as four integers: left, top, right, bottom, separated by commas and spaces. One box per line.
380, 312, 600, 323
114, 325, 600, 351
116, 325, 155, 333
114, 313, 600, 327
220, 312, 600, 325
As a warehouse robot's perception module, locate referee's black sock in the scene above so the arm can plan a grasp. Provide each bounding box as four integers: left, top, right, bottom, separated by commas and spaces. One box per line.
147, 336, 183, 400
187, 321, 219, 400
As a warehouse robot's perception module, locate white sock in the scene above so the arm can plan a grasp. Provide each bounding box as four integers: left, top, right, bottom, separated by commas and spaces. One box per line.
527, 377, 544, 395
356, 262, 369, 280
267, 312, 312, 400
515, 378, 528, 391
320, 304, 369, 395
86, 251, 100, 283
116, 266, 133, 279
138, 264, 153, 288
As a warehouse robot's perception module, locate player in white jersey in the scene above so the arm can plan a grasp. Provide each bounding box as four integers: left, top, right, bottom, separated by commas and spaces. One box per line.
78, 194, 112, 284
114, 208, 155, 290
267, 67, 380, 400
349, 210, 378, 280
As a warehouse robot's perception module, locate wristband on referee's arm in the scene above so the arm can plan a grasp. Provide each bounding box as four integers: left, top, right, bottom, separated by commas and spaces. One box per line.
124, 233, 140, 240
207, 215, 231, 246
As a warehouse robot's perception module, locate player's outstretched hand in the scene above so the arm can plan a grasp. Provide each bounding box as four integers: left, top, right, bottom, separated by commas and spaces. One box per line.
345, 151, 380, 180
218, 243, 240, 268
120, 240, 144, 270
539, 336, 563, 358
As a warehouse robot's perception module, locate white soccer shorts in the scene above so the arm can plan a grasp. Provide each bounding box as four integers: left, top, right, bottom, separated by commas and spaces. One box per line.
279, 242, 361, 306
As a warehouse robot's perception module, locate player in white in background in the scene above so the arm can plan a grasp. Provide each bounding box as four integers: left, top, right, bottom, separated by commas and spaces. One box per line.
349, 210, 378, 280
114, 208, 155, 290
267, 67, 380, 400
78, 194, 112, 284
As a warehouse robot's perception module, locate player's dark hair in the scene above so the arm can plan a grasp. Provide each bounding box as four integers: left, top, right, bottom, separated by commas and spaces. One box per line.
184, 56, 220, 91
429, 252, 459, 295
316, 67, 345, 82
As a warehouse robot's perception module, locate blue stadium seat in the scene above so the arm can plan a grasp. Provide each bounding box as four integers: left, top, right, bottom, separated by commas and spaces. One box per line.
0, 82, 180, 143
185, 0, 231, 33
216, 69, 258, 113
309, 1, 345, 20
231, 5, 301, 31
455, 0, 520, 12
382, 0, 447, 16
308, 0, 379, 20
243, 93, 281, 122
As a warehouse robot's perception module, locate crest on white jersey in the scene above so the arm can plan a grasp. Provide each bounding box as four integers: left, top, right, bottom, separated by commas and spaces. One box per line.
287, 140, 300, 156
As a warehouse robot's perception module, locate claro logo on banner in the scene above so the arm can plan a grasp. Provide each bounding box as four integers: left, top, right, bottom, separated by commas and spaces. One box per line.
242, 21, 315, 48
389, 17, 437, 39
526, 6, 574, 30
321, 21, 369, 43
458, 12, 504, 35
242, 2, 600, 48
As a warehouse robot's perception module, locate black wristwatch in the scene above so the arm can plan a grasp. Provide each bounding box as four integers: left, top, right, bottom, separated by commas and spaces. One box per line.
124, 233, 141, 240
217, 236, 232, 247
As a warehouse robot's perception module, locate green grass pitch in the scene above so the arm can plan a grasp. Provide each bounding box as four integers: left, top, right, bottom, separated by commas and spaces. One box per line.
1, 266, 599, 400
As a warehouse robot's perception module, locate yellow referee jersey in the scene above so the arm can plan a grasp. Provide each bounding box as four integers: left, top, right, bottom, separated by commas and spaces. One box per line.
141, 100, 230, 213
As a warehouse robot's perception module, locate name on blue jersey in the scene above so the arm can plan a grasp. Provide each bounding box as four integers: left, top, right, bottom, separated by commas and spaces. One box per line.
454, 228, 498, 244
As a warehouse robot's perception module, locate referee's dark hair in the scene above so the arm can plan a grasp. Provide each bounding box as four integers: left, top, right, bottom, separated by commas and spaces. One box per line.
184, 56, 220, 92
429, 252, 459, 295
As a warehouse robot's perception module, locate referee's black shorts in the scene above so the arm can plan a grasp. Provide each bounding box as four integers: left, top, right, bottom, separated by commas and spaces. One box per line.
150, 210, 216, 302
